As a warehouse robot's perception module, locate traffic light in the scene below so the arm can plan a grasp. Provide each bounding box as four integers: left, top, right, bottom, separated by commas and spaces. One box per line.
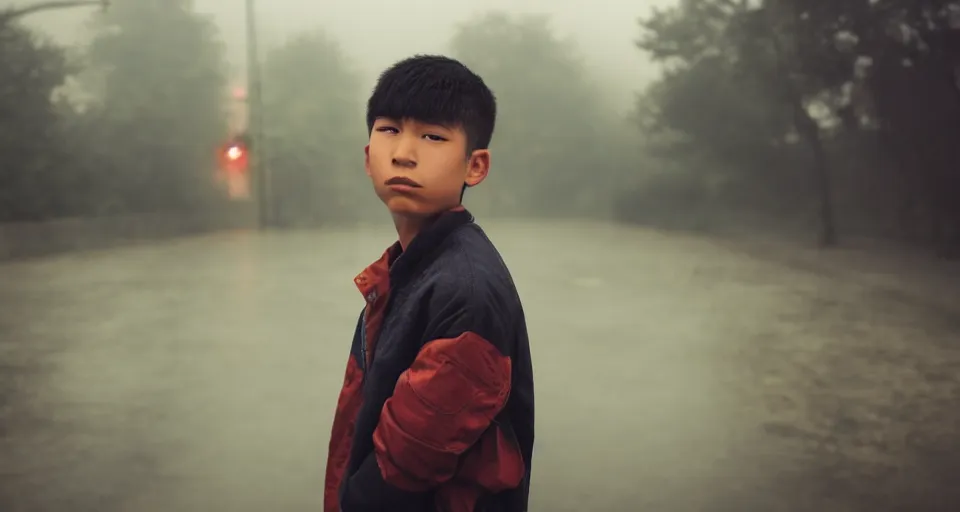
219, 139, 249, 174
217, 136, 253, 200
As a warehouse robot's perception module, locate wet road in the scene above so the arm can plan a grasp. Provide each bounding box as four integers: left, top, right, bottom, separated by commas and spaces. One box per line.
2, 220, 960, 512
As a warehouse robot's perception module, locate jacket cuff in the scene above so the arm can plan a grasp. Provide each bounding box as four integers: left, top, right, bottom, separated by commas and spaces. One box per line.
341, 453, 423, 511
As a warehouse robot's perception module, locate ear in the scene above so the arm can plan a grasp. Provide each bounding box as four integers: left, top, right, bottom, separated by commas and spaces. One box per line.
364, 144, 371, 177
464, 149, 490, 188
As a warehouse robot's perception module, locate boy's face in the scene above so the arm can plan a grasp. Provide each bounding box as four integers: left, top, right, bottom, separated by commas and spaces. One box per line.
365, 117, 490, 218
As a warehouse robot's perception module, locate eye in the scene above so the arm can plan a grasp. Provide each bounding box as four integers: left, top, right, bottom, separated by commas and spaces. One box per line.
423, 134, 447, 142
376, 126, 399, 134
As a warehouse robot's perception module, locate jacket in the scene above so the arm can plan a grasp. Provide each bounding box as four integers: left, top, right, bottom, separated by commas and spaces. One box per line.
323, 207, 535, 512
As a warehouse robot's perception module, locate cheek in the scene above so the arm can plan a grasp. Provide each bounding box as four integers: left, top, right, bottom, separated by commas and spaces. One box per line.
439, 154, 470, 179
366, 149, 388, 175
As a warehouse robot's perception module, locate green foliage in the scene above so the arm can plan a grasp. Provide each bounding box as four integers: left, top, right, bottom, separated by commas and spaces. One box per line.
631, 0, 960, 253
631, 1, 803, 216
0, 21, 72, 221
259, 30, 369, 226
77, 0, 229, 213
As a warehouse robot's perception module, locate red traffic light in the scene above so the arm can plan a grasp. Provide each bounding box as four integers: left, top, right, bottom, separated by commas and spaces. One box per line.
225, 144, 244, 161
219, 140, 249, 173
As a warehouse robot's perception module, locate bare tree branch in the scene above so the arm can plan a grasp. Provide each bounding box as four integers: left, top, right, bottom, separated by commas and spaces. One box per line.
0, 0, 108, 24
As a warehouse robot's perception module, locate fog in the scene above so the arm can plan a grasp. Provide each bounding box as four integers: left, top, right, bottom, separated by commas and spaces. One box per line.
3, 1, 960, 511
10, 0, 673, 106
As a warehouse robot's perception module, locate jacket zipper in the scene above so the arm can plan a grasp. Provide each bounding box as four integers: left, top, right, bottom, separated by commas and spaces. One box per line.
360, 307, 368, 373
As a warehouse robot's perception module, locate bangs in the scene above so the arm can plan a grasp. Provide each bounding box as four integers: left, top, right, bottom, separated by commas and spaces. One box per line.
366, 79, 477, 132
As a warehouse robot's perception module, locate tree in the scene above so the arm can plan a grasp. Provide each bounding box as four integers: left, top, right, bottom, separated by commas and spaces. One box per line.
449, 12, 627, 219
77, 0, 229, 214
636, 0, 855, 245
855, 0, 960, 255
259, 29, 368, 226
0, 20, 73, 221
739, 0, 854, 246
634, 0, 960, 255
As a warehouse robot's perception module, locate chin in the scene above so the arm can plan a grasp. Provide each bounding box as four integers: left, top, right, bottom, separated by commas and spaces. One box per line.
380, 195, 437, 218
380, 194, 447, 217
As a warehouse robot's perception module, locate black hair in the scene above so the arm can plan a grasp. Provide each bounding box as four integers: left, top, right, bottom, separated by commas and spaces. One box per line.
366, 55, 497, 154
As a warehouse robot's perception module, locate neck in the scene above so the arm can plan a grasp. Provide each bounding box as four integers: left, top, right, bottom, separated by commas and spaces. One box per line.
393, 206, 463, 250
393, 213, 429, 251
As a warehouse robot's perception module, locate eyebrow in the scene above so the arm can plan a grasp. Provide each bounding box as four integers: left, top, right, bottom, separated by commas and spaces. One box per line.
376, 117, 456, 131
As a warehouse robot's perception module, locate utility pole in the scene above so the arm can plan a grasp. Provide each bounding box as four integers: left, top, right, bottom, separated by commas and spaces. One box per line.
244, 0, 270, 229
0, 0, 108, 24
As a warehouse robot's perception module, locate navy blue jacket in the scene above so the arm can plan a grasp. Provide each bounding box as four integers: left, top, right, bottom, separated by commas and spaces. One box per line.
324, 207, 535, 512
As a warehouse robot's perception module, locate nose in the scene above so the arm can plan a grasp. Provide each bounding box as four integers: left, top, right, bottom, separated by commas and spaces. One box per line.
391, 133, 417, 168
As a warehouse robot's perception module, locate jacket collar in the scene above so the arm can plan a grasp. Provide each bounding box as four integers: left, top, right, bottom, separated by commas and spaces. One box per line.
353, 206, 474, 303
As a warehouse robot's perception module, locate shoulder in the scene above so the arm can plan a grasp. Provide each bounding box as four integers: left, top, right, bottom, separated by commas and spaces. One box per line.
420, 224, 522, 347
434, 223, 518, 306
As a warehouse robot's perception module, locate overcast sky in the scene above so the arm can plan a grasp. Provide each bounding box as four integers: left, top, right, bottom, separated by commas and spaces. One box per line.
6, 0, 677, 105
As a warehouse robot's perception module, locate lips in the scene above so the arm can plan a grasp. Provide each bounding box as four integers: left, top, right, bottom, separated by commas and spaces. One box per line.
385, 176, 422, 188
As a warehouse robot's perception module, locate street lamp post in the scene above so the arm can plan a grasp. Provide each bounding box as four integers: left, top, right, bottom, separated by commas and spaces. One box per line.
244, 0, 270, 229
0, 0, 109, 24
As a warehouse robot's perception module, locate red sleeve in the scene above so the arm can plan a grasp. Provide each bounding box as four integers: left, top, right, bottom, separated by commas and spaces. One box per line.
339, 331, 512, 511
376, 332, 512, 488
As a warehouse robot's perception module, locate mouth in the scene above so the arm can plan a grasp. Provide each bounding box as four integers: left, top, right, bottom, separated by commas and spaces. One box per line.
384, 176, 422, 188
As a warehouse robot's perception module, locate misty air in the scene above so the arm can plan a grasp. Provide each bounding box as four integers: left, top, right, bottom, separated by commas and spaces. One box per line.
2, 1, 960, 511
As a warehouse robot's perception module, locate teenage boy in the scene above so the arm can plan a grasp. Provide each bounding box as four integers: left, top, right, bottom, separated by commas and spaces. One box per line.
323, 55, 535, 512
